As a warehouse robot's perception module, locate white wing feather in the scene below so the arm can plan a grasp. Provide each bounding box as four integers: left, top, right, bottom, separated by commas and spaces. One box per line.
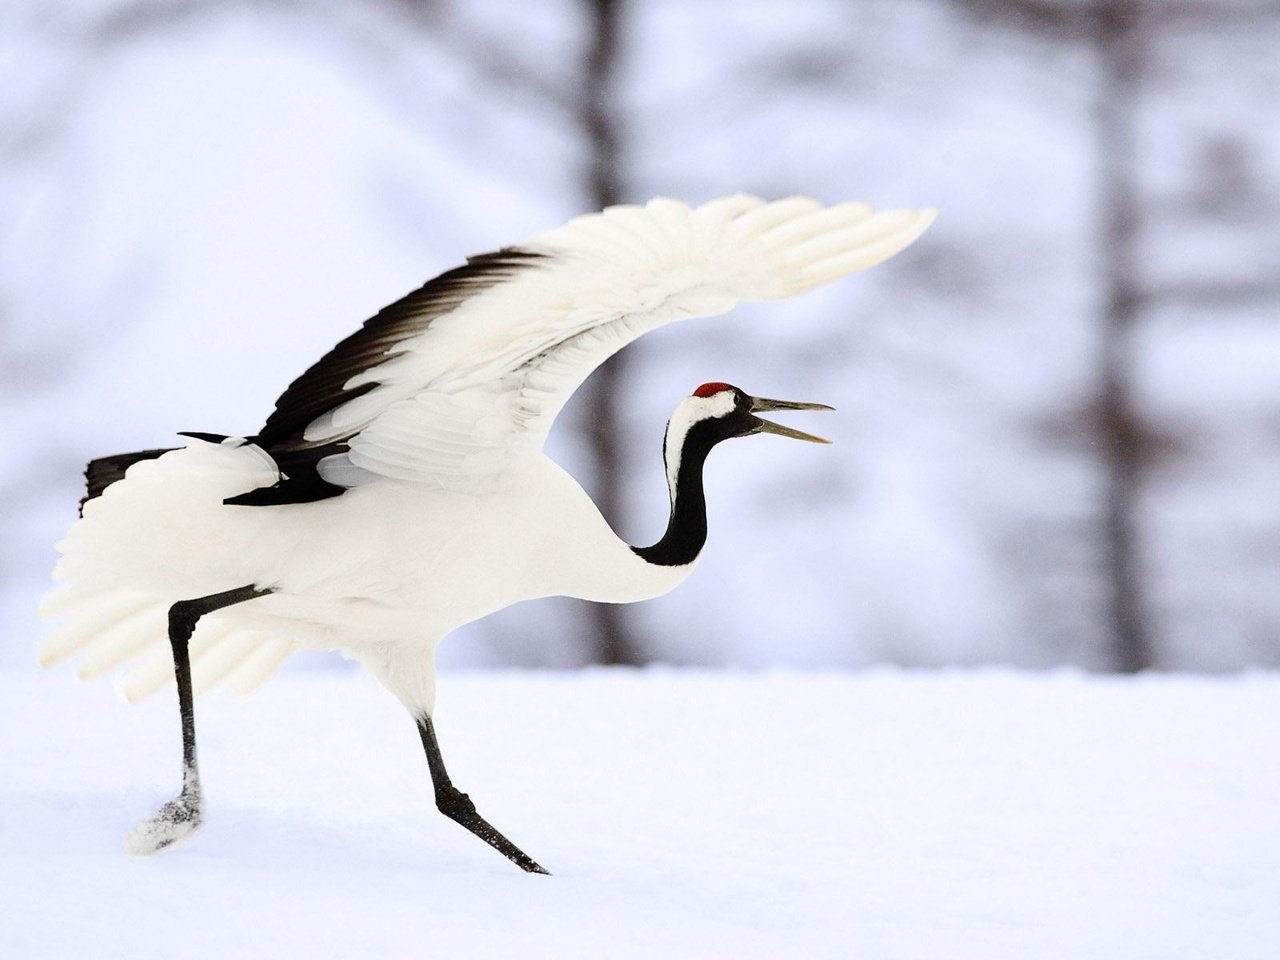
309, 195, 936, 491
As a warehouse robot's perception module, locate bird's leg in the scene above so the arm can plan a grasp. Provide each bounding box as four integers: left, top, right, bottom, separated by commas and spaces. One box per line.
416, 715, 549, 875
126, 583, 269, 856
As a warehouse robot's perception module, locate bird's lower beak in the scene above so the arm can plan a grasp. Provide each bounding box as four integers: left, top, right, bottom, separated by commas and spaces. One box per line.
749, 396, 835, 444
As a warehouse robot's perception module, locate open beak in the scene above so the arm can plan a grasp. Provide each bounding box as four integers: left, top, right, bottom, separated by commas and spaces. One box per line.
749, 395, 835, 444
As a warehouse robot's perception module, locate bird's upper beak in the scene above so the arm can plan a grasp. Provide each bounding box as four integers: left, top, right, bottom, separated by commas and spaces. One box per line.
749, 395, 835, 444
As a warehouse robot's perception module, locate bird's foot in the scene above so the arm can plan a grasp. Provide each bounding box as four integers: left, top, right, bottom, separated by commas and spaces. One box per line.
437, 787, 549, 874
125, 788, 203, 856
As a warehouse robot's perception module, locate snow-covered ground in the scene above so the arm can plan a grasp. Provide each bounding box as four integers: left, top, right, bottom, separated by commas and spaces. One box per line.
2, 667, 1276, 958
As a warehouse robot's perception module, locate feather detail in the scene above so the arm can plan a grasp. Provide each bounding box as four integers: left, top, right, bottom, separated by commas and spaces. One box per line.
252, 196, 934, 493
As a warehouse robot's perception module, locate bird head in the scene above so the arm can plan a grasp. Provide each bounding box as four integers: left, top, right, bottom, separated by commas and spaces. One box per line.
670, 382, 834, 448
660, 383, 833, 498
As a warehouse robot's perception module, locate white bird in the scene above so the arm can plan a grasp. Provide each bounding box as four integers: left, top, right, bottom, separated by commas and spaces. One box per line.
40, 194, 935, 873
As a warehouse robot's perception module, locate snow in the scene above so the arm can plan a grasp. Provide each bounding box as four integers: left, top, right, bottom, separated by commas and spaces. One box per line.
3, 667, 1278, 958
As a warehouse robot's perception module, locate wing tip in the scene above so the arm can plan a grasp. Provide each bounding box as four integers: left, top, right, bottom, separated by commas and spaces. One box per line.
37, 646, 64, 669
783, 202, 938, 292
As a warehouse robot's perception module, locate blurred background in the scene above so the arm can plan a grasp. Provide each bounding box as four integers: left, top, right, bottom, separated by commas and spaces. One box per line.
2, 0, 1278, 675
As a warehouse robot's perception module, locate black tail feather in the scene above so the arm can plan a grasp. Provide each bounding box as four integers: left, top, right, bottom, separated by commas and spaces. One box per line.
80, 448, 176, 516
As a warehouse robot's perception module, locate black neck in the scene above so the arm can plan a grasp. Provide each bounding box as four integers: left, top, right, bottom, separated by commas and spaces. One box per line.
632, 423, 717, 567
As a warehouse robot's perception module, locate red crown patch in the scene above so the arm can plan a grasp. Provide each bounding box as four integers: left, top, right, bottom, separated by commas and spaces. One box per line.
693, 382, 733, 398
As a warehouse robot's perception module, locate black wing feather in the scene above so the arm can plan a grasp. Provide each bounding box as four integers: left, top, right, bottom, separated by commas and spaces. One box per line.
80, 447, 176, 515
253, 249, 545, 450
232, 248, 547, 505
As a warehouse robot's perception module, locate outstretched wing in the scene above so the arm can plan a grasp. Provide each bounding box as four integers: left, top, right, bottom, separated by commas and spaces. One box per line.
248, 195, 936, 498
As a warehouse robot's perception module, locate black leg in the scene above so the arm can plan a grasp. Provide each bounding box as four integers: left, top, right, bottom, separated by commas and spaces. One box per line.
417, 716, 549, 875
126, 583, 269, 855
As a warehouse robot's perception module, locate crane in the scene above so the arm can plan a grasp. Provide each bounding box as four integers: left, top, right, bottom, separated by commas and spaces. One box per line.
40, 195, 935, 874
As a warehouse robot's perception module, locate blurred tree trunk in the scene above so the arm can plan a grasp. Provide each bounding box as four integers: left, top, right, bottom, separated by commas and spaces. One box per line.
1095, 0, 1151, 672
956, 0, 1156, 671
577, 0, 643, 665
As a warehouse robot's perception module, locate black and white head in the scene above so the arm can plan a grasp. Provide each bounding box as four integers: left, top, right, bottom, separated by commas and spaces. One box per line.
662, 382, 833, 491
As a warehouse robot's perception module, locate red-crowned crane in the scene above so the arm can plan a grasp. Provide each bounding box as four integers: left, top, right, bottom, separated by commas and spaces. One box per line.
40, 195, 935, 873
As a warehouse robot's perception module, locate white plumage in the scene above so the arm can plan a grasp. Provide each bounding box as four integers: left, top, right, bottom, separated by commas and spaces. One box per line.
39, 194, 935, 870
312, 195, 930, 489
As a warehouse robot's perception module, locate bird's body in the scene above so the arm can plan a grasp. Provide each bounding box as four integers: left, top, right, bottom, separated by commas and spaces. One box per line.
48, 441, 688, 711
40, 194, 935, 871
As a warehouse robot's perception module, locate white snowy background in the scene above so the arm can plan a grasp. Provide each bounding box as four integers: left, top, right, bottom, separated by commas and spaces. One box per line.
3, 1, 1279, 955
4, 0, 1278, 674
